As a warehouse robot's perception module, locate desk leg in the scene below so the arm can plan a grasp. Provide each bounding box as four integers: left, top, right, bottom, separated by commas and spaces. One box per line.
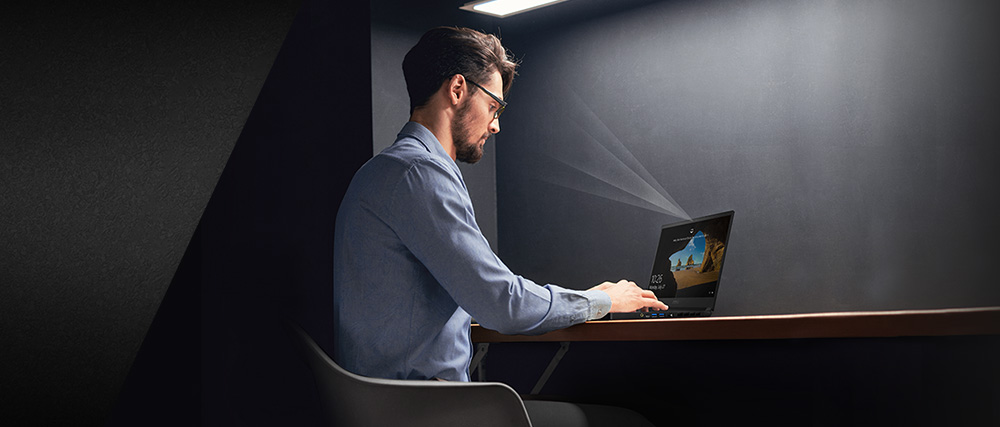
469, 343, 489, 381
530, 341, 570, 395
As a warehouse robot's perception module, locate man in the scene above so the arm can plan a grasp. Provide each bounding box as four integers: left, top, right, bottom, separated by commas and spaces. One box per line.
333, 26, 666, 383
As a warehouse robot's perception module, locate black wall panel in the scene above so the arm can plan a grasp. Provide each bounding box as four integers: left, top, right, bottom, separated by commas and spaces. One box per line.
1, 1, 297, 424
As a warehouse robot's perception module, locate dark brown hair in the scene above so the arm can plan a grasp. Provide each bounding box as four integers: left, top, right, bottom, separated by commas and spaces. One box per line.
402, 27, 518, 114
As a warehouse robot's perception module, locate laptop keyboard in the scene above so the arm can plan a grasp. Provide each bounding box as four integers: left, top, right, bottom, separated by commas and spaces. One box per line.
598, 309, 709, 320
636, 309, 702, 318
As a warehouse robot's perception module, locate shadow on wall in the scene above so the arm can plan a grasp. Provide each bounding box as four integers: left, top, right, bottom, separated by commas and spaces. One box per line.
107, 1, 372, 425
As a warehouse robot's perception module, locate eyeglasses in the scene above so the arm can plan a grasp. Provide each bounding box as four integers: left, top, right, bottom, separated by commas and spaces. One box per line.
465, 78, 507, 120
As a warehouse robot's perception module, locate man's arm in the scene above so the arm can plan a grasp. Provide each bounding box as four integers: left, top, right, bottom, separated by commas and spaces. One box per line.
387, 159, 651, 334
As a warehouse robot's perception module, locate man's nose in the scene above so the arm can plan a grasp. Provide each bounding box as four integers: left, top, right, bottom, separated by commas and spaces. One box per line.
489, 118, 500, 134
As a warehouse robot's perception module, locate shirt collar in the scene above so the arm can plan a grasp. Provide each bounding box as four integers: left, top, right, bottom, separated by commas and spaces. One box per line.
397, 121, 458, 168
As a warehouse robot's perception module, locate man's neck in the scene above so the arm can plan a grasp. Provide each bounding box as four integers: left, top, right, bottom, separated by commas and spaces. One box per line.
410, 109, 456, 161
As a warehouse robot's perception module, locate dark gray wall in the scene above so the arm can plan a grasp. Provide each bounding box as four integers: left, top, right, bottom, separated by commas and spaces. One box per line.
0, 1, 298, 424
497, 0, 1000, 314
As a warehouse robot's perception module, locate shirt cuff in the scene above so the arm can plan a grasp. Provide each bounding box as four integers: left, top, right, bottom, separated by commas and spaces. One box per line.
582, 289, 613, 320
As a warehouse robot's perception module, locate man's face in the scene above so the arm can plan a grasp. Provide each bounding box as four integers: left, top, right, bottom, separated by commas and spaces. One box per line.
452, 71, 503, 164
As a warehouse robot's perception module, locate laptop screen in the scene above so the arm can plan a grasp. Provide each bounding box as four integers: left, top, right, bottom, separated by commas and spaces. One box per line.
648, 211, 734, 307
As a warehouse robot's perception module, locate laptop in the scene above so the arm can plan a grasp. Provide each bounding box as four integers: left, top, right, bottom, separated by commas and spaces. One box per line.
605, 210, 735, 319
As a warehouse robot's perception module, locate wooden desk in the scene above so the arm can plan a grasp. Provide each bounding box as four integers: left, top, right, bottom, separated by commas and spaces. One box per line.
472, 307, 1000, 343
472, 307, 1000, 424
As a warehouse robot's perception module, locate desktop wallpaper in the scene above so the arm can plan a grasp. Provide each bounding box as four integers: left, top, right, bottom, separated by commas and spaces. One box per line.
668, 230, 726, 297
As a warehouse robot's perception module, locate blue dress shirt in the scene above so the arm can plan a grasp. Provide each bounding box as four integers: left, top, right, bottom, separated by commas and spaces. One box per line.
333, 122, 611, 381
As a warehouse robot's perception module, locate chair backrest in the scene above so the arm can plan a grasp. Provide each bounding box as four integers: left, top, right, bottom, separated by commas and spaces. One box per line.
288, 323, 533, 427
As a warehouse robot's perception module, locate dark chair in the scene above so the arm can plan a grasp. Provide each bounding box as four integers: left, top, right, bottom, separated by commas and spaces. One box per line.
288, 323, 533, 427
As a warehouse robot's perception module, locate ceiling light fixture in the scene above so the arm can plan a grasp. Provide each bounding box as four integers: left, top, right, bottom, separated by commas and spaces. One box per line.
460, 0, 569, 18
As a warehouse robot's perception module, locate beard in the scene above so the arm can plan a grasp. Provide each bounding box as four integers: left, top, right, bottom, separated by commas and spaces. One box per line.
451, 101, 488, 164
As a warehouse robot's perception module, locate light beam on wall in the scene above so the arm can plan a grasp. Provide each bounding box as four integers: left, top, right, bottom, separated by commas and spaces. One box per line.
460, 0, 569, 18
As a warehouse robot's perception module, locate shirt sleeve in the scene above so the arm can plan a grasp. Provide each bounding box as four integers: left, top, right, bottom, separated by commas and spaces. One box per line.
386, 158, 607, 335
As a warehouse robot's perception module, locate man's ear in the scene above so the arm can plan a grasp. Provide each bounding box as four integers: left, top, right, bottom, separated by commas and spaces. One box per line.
446, 74, 466, 106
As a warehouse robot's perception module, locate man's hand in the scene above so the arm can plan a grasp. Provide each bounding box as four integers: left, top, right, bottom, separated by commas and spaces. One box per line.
590, 280, 668, 313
